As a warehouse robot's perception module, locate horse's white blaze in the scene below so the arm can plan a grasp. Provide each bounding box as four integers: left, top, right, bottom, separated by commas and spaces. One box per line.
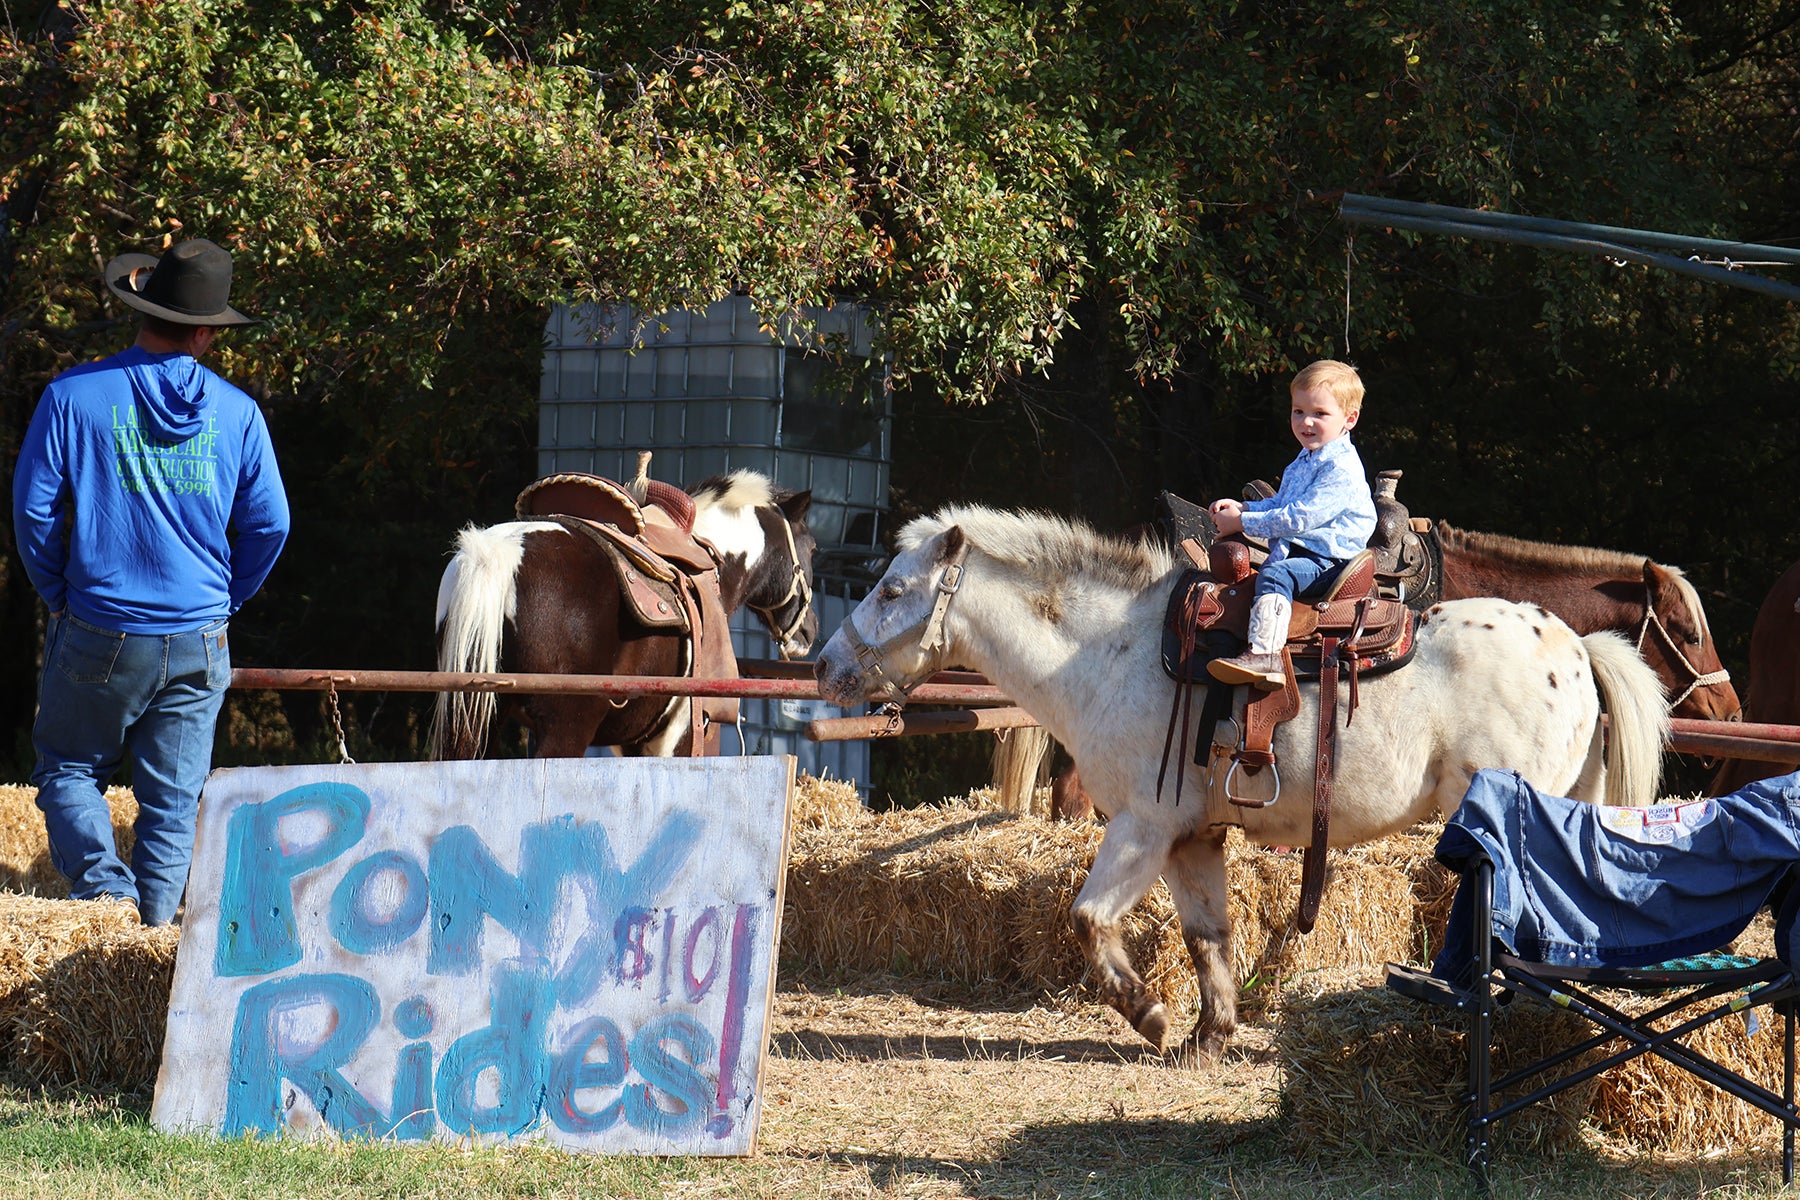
814, 506, 1672, 1058
691, 503, 766, 569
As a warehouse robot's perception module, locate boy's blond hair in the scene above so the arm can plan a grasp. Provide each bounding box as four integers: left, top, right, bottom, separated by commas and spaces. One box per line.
1290, 359, 1364, 415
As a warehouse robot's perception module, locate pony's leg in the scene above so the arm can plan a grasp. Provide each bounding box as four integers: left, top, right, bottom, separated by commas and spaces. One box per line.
1159, 828, 1236, 1065
521, 697, 611, 758
1568, 718, 1608, 803
1069, 810, 1174, 1049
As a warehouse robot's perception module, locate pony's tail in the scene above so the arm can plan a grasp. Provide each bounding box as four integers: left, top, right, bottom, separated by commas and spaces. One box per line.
1583, 629, 1673, 807
428, 524, 526, 760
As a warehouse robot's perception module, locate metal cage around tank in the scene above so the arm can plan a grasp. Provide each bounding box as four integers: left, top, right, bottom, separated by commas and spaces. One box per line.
537, 296, 891, 790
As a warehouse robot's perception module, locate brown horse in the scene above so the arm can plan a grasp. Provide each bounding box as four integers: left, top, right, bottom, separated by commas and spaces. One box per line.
1710, 559, 1800, 795
1049, 521, 1737, 819
429, 471, 817, 759
1430, 523, 1737, 722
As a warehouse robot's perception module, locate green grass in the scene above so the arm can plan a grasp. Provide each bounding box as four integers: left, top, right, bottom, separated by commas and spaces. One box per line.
0, 1081, 1795, 1200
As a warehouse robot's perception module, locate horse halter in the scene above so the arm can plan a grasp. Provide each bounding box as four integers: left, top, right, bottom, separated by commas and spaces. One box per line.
746, 510, 815, 659
835, 540, 970, 708
1636, 593, 1731, 709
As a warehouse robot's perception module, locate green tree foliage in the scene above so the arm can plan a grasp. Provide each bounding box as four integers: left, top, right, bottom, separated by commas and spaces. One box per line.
3, 0, 1799, 775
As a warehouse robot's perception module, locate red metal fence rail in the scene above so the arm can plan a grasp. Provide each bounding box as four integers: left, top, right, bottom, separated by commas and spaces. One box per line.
229, 663, 1800, 764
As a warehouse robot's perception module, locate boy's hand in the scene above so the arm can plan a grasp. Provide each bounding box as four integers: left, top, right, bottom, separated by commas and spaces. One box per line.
1209, 498, 1244, 536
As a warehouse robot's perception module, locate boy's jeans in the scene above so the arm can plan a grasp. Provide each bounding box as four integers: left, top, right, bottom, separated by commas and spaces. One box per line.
30, 612, 230, 925
1254, 546, 1348, 602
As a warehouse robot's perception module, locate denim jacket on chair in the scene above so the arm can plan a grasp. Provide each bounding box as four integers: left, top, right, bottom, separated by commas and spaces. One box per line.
1432, 768, 1800, 980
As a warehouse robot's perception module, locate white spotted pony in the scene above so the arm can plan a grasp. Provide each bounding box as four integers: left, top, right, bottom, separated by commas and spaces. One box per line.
814, 506, 1669, 1063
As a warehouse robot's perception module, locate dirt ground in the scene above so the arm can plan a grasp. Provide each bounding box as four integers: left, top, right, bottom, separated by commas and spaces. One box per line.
754, 974, 1290, 1198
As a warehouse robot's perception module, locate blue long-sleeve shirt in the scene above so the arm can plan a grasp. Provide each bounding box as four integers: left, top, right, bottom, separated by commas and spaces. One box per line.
1238, 433, 1376, 563
12, 347, 290, 634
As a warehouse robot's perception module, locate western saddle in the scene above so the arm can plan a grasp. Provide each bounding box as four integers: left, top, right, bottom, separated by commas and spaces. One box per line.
1155, 469, 1434, 933
513, 471, 739, 755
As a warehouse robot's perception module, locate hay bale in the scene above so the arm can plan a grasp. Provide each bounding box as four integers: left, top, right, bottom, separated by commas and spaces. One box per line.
784, 801, 1453, 1019
1228, 829, 1449, 991
0, 891, 171, 1088
1276, 968, 1597, 1158
784, 796, 1109, 993
1584, 981, 1791, 1154
792, 773, 866, 830
0, 784, 138, 897
16, 920, 180, 1094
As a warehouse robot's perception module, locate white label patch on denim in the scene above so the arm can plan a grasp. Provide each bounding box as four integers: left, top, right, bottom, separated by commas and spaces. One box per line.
1597, 798, 1718, 844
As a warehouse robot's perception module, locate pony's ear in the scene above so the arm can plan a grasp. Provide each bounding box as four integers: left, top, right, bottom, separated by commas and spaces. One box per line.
1644, 561, 1701, 644
940, 524, 966, 561
781, 489, 813, 521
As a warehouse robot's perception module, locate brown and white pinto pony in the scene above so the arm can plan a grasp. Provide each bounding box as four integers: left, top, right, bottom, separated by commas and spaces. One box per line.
429, 471, 816, 760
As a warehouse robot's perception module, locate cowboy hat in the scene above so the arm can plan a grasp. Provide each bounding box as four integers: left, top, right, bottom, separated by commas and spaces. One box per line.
104, 238, 257, 326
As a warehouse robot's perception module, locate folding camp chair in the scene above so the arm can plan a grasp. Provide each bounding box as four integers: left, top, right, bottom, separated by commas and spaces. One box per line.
1385, 768, 1800, 1191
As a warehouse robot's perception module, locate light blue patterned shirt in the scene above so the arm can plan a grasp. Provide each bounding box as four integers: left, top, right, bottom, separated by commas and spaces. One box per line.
1238, 433, 1376, 564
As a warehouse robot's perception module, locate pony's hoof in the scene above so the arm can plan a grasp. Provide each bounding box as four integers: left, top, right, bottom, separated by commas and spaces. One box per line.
1168, 1028, 1230, 1069
1133, 1002, 1169, 1049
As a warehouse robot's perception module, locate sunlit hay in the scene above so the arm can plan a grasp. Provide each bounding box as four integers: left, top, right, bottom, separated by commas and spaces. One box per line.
784, 794, 1119, 995
1276, 968, 1597, 1158
1584, 980, 1791, 1155
0, 892, 156, 1076
791, 773, 866, 831
1227, 829, 1445, 997
0, 785, 137, 897
784, 803, 1450, 1017
1731, 908, 1778, 959
16, 921, 181, 1094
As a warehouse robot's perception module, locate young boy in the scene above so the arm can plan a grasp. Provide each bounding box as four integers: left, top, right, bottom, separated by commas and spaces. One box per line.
1206, 360, 1377, 689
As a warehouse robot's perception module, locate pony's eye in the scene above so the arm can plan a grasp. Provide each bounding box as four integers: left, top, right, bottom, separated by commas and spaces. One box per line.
880, 583, 904, 601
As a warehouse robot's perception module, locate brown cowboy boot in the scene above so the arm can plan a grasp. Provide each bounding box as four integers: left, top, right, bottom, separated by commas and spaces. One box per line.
1208, 650, 1286, 690
1208, 592, 1290, 690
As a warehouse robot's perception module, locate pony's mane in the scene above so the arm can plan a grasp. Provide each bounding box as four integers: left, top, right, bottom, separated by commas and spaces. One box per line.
902, 505, 1172, 591
1437, 521, 1710, 636
1436, 521, 1654, 577
691, 470, 777, 513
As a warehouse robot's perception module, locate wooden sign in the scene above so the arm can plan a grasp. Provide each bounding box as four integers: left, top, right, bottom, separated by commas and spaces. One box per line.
152, 756, 795, 1154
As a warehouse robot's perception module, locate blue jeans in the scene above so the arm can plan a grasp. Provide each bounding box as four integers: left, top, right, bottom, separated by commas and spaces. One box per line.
1254, 547, 1347, 602
31, 613, 230, 925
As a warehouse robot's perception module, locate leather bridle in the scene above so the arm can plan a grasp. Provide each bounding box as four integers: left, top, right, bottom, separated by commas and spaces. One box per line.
1636, 590, 1731, 710
834, 540, 969, 708
747, 510, 815, 659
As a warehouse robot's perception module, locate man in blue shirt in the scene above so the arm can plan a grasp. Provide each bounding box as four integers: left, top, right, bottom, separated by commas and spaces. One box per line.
12, 238, 290, 924
1207, 359, 1377, 689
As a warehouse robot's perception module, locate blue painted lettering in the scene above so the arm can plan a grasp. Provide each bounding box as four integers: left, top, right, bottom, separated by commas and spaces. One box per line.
545, 1016, 628, 1134
216, 783, 371, 977
331, 850, 429, 955
224, 973, 383, 1136
623, 1013, 716, 1138
435, 963, 555, 1135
